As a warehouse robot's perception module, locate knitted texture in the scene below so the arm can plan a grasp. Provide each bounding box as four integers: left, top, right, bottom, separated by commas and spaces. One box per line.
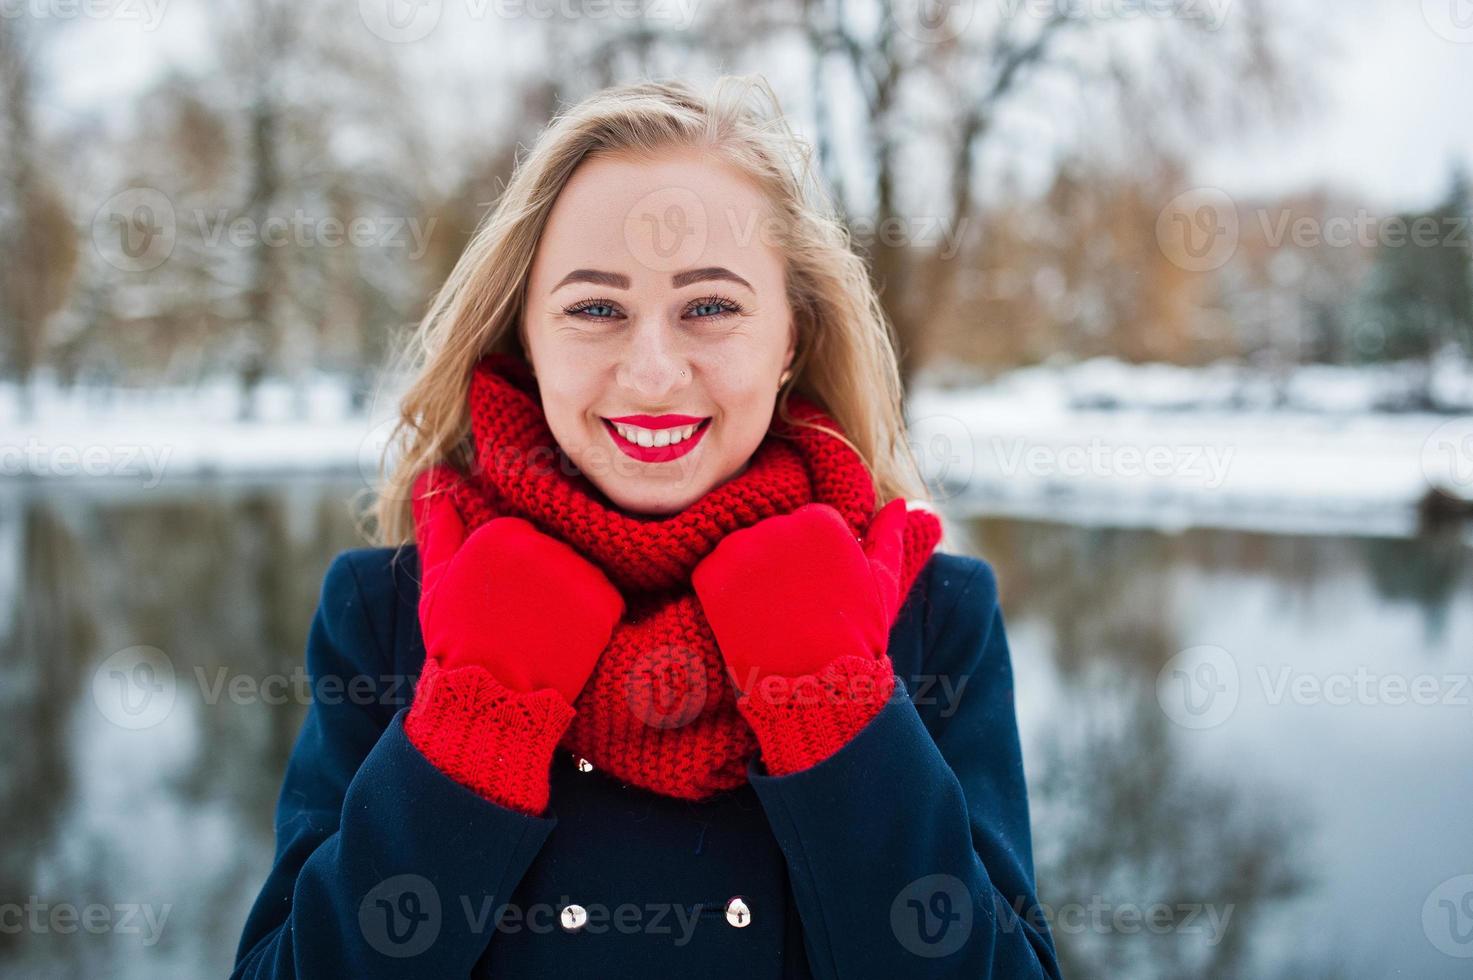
405, 658, 576, 814
414, 352, 942, 800
735, 654, 899, 776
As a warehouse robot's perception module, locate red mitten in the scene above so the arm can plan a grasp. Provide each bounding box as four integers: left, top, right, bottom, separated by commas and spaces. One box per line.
405, 466, 625, 813
691, 499, 910, 775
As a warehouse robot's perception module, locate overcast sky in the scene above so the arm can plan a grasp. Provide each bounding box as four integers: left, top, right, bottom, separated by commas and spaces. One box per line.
38, 0, 1473, 214
1196, 0, 1473, 210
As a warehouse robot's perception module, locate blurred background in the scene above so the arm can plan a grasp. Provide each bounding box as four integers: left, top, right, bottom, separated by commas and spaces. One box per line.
3, 0, 1473, 976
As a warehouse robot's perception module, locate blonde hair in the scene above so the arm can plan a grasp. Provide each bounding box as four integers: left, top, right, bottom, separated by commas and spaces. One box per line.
367, 74, 933, 546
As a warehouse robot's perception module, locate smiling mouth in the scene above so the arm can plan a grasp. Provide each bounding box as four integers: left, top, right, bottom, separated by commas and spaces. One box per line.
601, 417, 712, 462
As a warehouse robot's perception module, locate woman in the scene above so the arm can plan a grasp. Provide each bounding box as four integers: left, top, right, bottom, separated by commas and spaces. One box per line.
232, 75, 1061, 979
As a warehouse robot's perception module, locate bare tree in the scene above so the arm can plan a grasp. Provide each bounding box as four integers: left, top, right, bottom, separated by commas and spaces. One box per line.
69, 0, 441, 412
569, 0, 1301, 387
1, 19, 78, 419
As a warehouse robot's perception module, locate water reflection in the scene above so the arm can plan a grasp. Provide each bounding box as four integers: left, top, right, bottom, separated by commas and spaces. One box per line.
0, 484, 1468, 976
1028, 675, 1309, 978
1, 505, 96, 943
968, 517, 1473, 978
1357, 533, 1469, 646
0, 480, 357, 977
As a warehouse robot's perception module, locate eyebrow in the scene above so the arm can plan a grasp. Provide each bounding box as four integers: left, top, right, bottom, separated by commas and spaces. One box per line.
552, 266, 754, 292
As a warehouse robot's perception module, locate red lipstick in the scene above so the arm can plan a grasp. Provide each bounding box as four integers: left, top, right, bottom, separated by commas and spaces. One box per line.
601, 416, 711, 463
605, 414, 705, 429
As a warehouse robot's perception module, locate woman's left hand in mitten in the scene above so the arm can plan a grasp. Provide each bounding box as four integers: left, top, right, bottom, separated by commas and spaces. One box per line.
691, 499, 910, 775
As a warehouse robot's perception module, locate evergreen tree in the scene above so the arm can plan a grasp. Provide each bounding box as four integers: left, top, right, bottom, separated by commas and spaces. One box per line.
1359, 163, 1473, 367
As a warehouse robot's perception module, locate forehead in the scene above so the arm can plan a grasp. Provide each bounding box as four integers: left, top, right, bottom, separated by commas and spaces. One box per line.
533, 147, 783, 284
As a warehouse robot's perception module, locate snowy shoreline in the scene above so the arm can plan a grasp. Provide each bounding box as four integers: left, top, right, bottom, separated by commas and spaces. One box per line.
909, 358, 1473, 539
6, 358, 1473, 541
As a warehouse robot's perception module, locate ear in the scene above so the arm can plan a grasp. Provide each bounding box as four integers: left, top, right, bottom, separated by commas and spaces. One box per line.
783, 319, 797, 374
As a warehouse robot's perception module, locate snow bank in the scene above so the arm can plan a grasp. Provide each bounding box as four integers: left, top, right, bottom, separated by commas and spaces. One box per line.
5, 359, 1473, 539
0, 372, 404, 486
910, 357, 1473, 537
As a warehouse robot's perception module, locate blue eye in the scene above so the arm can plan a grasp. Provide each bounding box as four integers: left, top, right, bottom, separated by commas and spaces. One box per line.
562, 295, 746, 321
564, 298, 622, 319
685, 295, 744, 319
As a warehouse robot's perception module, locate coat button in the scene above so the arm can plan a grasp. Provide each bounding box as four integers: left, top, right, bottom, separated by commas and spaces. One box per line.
559, 904, 588, 932
724, 896, 752, 928
575, 757, 594, 773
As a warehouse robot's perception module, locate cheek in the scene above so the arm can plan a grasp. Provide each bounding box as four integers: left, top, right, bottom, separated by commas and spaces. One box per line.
536, 365, 600, 415
537, 382, 603, 447
714, 381, 778, 441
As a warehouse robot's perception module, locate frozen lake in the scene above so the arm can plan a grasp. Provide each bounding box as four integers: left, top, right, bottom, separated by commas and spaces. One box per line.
1, 475, 1468, 976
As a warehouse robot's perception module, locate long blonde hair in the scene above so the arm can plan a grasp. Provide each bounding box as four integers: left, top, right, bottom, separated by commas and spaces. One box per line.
367, 74, 933, 546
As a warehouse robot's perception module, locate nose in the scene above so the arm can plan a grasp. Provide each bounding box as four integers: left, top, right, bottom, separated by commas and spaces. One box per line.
614, 316, 692, 403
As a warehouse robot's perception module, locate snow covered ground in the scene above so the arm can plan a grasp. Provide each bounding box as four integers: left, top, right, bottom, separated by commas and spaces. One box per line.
0, 372, 404, 489
5, 358, 1473, 540
910, 356, 1473, 538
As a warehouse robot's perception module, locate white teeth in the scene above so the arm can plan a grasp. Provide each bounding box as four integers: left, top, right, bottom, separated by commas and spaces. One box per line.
611, 421, 701, 447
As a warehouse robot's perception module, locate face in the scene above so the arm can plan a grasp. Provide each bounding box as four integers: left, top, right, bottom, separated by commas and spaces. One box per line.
519, 147, 796, 516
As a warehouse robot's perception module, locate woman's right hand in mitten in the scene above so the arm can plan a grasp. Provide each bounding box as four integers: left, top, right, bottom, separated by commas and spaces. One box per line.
404, 465, 625, 815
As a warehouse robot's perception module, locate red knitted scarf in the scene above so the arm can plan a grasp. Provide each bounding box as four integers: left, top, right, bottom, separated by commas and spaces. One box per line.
418, 352, 942, 800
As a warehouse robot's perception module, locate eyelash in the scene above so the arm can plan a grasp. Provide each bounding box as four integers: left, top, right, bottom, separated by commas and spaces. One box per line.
562, 295, 745, 321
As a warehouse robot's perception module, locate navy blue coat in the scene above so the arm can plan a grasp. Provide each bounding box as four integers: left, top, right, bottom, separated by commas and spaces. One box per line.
231, 544, 1062, 979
